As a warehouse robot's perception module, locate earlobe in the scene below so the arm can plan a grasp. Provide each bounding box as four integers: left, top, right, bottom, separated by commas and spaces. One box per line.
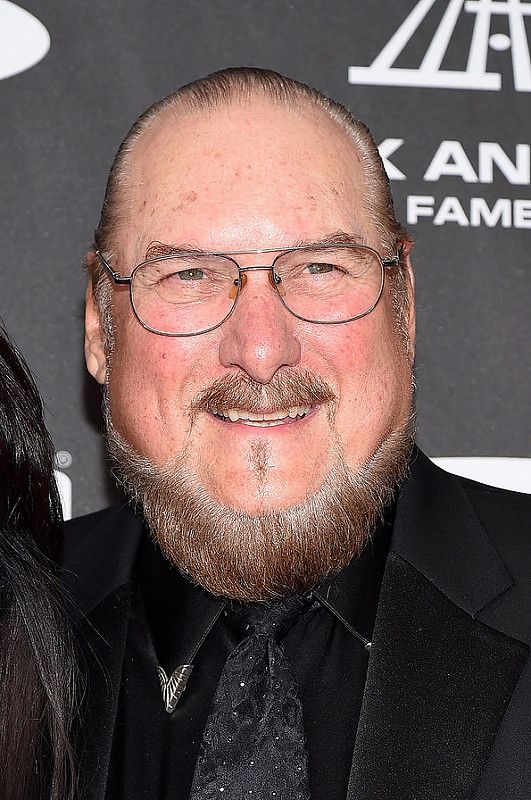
85, 281, 108, 385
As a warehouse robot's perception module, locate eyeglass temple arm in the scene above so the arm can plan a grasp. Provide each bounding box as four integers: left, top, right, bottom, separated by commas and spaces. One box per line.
383, 240, 408, 268
382, 253, 401, 269
96, 251, 131, 285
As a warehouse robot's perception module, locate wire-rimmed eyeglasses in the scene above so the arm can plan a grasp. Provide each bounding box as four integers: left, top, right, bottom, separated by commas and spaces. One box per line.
96, 243, 402, 337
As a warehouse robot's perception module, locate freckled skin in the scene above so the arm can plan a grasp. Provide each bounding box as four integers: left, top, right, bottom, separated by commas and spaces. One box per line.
85, 99, 415, 515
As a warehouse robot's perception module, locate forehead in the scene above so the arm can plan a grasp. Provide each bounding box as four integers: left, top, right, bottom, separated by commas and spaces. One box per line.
121, 98, 372, 259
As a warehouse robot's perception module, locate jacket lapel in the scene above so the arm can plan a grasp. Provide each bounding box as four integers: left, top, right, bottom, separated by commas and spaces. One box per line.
75, 585, 133, 800
64, 505, 144, 800
346, 453, 529, 800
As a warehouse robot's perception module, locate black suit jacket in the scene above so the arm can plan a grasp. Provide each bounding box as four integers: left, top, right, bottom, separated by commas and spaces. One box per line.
63, 450, 531, 799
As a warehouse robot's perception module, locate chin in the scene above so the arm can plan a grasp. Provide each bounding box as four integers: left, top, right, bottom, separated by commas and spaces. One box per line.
105, 411, 415, 601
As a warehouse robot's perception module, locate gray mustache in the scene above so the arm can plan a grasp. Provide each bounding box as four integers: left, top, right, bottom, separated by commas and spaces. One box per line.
192, 369, 336, 414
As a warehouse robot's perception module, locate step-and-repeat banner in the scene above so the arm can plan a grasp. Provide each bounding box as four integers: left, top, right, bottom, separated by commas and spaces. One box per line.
1, 0, 529, 516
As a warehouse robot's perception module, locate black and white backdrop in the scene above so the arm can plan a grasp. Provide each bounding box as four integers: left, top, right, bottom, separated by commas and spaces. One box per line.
1, 0, 529, 517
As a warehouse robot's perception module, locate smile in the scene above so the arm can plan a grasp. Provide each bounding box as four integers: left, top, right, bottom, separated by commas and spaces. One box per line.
210, 405, 314, 426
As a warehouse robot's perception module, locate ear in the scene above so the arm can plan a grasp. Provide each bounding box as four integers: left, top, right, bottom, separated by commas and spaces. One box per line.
84, 255, 108, 385
401, 239, 416, 361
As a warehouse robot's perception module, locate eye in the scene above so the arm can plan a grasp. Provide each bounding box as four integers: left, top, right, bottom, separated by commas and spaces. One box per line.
175, 268, 205, 281
306, 262, 337, 275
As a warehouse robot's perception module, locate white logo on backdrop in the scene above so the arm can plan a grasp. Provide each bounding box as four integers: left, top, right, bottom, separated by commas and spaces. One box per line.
54, 470, 72, 521
377, 138, 531, 227
349, 0, 531, 91
0, 0, 50, 81
431, 457, 531, 494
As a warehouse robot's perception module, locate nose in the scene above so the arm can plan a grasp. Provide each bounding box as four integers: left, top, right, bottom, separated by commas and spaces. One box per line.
218, 269, 301, 383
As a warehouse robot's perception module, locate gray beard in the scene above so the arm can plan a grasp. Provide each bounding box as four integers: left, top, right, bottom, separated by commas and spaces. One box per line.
105, 405, 415, 601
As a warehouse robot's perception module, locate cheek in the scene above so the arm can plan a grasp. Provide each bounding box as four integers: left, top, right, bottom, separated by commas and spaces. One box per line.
106, 316, 210, 461
314, 307, 412, 459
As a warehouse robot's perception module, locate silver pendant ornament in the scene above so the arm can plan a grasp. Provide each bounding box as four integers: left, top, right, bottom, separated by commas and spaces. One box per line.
157, 664, 194, 713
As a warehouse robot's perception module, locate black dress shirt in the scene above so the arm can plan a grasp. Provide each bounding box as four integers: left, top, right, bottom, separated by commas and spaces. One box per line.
105, 514, 393, 800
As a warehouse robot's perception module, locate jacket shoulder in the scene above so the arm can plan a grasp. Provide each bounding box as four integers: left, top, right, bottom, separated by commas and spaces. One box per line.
64, 505, 135, 562
62, 504, 145, 614
454, 473, 530, 534
455, 474, 531, 561
412, 451, 530, 544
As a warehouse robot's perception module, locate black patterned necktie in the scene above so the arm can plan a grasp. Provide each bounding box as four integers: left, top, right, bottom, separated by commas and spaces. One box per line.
189, 597, 311, 800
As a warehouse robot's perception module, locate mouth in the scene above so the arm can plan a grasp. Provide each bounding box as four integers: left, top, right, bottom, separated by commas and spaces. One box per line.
209, 404, 316, 427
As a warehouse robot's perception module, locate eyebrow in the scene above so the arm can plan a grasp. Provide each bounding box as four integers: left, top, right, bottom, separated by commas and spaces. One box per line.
144, 231, 368, 260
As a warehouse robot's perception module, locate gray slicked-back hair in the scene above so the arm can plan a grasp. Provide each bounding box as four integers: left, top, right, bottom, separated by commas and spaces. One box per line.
88, 67, 411, 342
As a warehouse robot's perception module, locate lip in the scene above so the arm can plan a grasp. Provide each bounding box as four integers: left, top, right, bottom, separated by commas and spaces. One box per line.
208, 404, 320, 428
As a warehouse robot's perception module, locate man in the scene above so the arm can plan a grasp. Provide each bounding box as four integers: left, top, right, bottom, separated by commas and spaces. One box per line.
66, 68, 530, 800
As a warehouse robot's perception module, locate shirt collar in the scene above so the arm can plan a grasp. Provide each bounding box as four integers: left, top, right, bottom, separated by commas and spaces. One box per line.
314, 505, 394, 643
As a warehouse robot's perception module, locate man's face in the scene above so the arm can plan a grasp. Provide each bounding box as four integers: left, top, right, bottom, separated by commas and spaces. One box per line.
86, 99, 415, 519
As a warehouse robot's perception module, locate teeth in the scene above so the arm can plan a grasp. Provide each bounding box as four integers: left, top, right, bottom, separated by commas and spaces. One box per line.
213, 405, 312, 423
261, 410, 285, 421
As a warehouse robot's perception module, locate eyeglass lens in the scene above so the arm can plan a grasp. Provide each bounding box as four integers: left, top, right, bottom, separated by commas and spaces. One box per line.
131, 246, 384, 335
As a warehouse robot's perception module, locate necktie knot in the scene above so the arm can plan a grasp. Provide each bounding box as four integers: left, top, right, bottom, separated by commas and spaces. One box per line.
226, 595, 308, 640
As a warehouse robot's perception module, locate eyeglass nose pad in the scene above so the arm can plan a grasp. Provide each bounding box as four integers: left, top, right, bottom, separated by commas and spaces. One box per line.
229, 272, 247, 300
270, 270, 286, 297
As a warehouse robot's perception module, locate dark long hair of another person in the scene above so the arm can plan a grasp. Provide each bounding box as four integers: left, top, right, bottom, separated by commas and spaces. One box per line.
0, 324, 77, 800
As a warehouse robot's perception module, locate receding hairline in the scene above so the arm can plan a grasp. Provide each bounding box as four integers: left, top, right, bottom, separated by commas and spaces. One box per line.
121, 70, 364, 147
98, 76, 400, 260
113, 87, 366, 204
96, 67, 404, 248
